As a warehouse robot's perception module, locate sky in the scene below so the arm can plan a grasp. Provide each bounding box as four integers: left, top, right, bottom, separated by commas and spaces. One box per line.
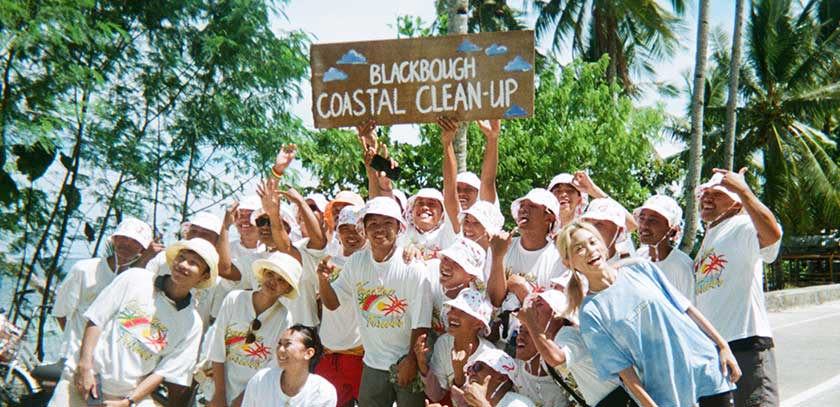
275, 0, 739, 156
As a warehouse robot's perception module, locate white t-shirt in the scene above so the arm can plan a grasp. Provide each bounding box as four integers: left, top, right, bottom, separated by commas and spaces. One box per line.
511, 359, 569, 407
241, 367, 337, 407
637, 247, 696, 304
229, 239, 266, 291
497, 391, 537, 407
332, 246, 432, 370
552, 327, 619, 405
318, 253, 363, 351
694, 214, 781, 342
53, 257, 115, 360
208, 290, 292, 404
71, 268, 203, 396
398, 218, 458, 261
430, 334, 496, 390
501, 237, 562, 311
279, 239, 327, 327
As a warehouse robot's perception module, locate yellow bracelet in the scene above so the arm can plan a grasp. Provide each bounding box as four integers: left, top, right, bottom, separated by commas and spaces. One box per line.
271, 167, 283, 178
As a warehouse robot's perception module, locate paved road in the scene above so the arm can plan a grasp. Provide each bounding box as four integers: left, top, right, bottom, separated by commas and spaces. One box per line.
772, 300, 840, 406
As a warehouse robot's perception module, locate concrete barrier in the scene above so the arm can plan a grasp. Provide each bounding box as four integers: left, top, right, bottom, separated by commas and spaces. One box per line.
765, 284, 840, 311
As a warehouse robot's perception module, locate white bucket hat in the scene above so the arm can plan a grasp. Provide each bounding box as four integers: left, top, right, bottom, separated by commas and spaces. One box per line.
251, 252, 303, 299
392, 189, 408, 212
465, 348, 517, 380
165, 239, 219, 290
325, 191, 365, 229
238, 195, 262, 212
305, 193, 328, 213
510, 188, 560, 223
358, 196, 407, 233
443, 288, 493, 335
634, 195, 684, 243
111, 217, 153, 249
533, 289, 578, 324
696, 173, 742, 204
456, 171, 481, 191
547, 173, 589, 213
406, 188, 446, 228
186, 211, 223, 235
439, 237, 486, 278
581, 198, 627, 230
459, 200, 504, 235
337, 204, 364, 227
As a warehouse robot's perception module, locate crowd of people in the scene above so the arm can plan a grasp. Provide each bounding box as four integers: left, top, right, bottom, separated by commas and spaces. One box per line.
46, 117, 783, 407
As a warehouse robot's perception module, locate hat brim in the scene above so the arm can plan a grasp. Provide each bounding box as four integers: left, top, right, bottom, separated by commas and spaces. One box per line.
251, 259, 299, 300
165, 241, 218, 290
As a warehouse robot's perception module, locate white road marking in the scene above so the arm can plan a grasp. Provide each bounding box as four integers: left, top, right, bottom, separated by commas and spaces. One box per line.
773, 312, 840, 330
781, 373, 840, 407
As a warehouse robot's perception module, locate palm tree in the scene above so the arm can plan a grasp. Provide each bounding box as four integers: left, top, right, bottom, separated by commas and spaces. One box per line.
531, 0, 686, 92
723, 0, 747, 170
675, 0, 840, 236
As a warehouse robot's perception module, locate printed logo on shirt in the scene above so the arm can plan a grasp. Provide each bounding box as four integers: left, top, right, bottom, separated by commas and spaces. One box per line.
694, 249, 728, 295
356, 282, 408, 329
222, 325, 273, 369
116, 302, 168, 361
431, 306, 445, 334
328, 265, 342, 283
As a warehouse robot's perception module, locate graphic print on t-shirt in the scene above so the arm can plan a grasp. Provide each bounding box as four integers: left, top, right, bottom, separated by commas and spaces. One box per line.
431, 306, 445, 334
222, 325, 273, 369
328, 265, 342, 283
116, 301, 168, 360
356, 282, 408, 328
694, 249, 728, 295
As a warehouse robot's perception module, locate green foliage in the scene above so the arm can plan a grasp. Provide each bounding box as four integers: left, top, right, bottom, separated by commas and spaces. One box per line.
296, 57, 679, 227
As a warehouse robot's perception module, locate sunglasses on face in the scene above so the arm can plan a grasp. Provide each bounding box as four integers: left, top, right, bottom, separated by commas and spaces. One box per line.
245, 317, 262, 344
255, 216, 271, 227
467, 362, 484, 375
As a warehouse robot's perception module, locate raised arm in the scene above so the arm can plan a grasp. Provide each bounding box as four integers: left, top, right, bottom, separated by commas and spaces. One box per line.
216, 202, 242, 281
515, 303, 567, 367
574, 171, 638, 231
487, 230, 513, 307
439, 117, 461, 233
257, 178, 301, 262
272, 144, 296, 179
714, 167, 782, 248
476, 119, 500, 203
316, 258, 340, 310
356, 120, 381, 198
281, 188, 327, 250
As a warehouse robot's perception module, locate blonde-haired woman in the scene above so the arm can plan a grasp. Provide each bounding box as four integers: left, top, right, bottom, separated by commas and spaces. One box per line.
555, 222, 740, 407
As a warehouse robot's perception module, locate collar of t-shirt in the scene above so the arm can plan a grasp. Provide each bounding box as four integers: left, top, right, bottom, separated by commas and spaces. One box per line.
153, 275, 193, 311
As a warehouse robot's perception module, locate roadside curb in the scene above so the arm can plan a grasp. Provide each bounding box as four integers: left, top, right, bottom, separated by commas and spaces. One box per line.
766, 284, 840, 311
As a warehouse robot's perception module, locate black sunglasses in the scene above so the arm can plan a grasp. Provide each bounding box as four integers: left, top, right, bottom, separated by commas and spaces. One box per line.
245, 318, 262, 344
255, 216, 271, 227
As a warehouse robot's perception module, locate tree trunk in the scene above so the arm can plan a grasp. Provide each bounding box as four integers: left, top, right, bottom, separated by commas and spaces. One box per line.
448, 0, 469, 172
723, 0, 746, 170
92, 172, 125, 256
679, 0, 711, 254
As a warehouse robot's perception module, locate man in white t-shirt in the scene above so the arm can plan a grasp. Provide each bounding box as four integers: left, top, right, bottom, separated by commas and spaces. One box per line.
53, 218, 154, 369
49, 238, 218, 407
634, 195, 695, 302
319, 197, 432, 407
694, 169, 783, 407
487, 188, 562, 310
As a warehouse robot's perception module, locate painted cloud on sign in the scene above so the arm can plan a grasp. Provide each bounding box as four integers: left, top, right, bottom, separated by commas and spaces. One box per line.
485, 44, 508, 56
323, 67, 348, 82
457, 39, 482, 52
337, 49, 367, 64
503, 105, 528, 118
504, 55, 532, 72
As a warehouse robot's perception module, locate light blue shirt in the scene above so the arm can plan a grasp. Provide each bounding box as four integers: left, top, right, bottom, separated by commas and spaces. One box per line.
579, 260, 735, 407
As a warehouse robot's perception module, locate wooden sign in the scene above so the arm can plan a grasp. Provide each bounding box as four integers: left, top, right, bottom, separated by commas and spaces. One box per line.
310, 30, 535, 128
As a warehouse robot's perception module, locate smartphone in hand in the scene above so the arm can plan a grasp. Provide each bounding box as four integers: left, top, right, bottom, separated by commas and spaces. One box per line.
370, 154, 401, 180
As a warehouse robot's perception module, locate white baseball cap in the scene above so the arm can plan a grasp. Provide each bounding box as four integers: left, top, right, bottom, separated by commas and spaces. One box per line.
358, 196, 407, 233
581, 198, 626, 230
465, 348, 517, 380
696, 173, 742, 204
511, 188, 560, 221
238, 195, 262, 212
459, 200, 505, 235
165, 238, 219, 290
252, 252, 303, 299
634, 195, 683, 228
111, 217, 153, 249
439, 237, 486, 278
443, 288, 493, 335
186, 211, 223, 235
456, 171, 481, 191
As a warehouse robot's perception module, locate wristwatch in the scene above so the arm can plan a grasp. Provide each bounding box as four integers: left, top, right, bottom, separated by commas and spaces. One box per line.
123, 396, 136, 407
